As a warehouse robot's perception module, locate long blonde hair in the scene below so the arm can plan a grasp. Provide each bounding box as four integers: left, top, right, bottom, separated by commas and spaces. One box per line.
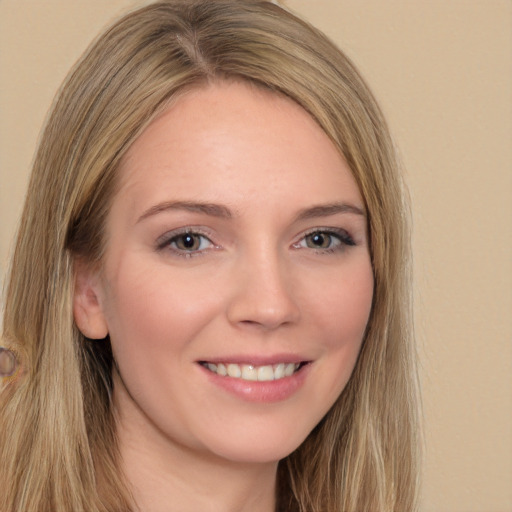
0, 1, 420, 510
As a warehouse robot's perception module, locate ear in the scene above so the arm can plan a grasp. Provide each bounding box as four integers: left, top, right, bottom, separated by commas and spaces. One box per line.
73, 258, 109, 340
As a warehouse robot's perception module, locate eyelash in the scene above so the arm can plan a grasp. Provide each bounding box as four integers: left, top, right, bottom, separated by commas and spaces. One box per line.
156, 228, 216, 258
156, 227, 356, 258
293, 228, 356, 254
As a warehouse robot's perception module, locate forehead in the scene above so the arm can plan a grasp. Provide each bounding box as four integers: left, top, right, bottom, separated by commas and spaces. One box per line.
114, 80, 363, 221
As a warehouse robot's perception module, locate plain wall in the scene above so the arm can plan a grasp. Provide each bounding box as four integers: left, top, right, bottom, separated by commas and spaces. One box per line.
1, 1, 511, 511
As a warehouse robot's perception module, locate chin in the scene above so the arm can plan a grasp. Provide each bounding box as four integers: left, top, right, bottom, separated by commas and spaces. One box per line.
198, 422, 314, 465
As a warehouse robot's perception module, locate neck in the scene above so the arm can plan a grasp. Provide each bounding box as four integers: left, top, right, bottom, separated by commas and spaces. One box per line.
113, 380, 278, 512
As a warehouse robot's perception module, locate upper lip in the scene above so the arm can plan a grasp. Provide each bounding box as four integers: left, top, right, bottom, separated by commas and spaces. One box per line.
197, 354, 311, 366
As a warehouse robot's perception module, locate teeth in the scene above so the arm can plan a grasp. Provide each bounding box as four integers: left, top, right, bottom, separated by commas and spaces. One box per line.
257, 365, 275, 382
204, 362, 301, 381
274, 363, 285, 379
284, 363, 296, 377
227, 363, 241, 378
241, 365, 258, 381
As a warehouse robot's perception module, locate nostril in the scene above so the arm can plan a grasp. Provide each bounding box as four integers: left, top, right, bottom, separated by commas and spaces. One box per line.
225, 262, 301, 329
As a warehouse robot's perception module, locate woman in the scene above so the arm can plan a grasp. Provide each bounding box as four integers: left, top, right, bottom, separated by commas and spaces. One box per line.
0, 1, 420, 511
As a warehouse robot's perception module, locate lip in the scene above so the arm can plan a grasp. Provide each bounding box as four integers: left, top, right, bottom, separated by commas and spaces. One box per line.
197, 356, 312, 403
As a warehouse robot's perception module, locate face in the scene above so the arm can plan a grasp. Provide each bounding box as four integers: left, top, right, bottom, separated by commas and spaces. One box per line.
75, 81, 373, 465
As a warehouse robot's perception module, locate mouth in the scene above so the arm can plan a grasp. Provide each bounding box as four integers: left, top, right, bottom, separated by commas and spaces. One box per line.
198, 361, 309, 382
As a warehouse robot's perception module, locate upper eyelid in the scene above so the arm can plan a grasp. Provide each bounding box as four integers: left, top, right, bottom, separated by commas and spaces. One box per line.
157, 226, 213, 238
297, 226, 354, 240
301, 226, 350, 235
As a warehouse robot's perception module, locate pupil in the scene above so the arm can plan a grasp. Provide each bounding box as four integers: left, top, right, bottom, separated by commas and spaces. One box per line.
182, 235, 196, 249
306, 232, 331, 249
313, 233, 327, 247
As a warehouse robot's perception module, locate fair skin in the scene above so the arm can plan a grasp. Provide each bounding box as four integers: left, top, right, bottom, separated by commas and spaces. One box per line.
74, 81, 374, 512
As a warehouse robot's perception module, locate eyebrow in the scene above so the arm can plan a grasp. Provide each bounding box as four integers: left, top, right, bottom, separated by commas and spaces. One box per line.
137, 201, 233, 223
294, 202, 366, 221
137, 200, 365, 224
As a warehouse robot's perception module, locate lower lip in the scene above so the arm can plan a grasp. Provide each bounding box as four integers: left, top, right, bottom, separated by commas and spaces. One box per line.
199, 363, 311, 403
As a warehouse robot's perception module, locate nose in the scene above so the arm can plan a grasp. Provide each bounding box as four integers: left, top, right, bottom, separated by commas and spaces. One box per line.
226, 249, 301, 330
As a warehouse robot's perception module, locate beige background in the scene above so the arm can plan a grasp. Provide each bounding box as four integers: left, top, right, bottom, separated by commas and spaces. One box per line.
1, 1, 511, 511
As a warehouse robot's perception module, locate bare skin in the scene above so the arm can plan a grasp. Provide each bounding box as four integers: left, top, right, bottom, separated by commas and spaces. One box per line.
115, 371, 277, 512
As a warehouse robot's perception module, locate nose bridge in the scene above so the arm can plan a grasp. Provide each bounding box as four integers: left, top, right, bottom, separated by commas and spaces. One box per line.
226, 239, 300, 329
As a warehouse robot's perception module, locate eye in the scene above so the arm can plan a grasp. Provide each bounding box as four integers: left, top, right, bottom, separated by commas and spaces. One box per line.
172, 233, 209, 251
294, 229, 355, 252
157, 230, 215, 255
304, 232, 336, 249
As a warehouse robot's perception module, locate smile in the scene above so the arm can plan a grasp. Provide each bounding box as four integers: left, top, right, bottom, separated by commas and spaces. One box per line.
199, 362, 307, 382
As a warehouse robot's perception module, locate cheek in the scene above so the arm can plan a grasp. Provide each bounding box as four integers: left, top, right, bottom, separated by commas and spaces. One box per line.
101, 256, 221, 363
307, 262, 374, 391
308, 262, 374, 345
